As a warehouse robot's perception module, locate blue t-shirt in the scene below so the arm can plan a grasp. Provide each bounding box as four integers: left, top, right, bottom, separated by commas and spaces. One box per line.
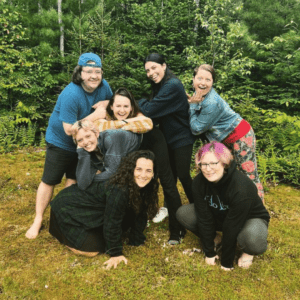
46, 80, 113, 152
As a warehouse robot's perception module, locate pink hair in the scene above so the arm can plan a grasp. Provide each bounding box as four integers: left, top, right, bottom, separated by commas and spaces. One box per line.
195, 141, 233, 168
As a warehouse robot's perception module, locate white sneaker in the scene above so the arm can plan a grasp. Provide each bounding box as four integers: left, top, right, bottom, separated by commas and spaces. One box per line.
152, 207, 168, 223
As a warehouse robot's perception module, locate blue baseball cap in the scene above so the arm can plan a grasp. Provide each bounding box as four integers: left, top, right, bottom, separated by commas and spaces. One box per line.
78, 53, 102, 68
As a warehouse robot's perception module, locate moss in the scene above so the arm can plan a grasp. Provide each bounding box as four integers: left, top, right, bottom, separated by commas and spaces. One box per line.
0, 151, 299, 299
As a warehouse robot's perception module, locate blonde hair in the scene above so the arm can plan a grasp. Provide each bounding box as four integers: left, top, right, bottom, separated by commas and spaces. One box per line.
71, 119, 99, 144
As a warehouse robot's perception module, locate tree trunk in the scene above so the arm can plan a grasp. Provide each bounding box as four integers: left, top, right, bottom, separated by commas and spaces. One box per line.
38, 1, 42, 13
58, 0, 64, 57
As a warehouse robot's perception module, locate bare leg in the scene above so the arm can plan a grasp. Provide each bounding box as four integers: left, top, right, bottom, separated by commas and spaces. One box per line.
66, 246, 99, 257
25, 181, 54, 239
65, 178, 76, 188
238, 252, 254, 269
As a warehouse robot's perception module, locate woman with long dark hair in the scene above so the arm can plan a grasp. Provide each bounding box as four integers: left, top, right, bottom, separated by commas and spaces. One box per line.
49, 150, 159, 269
138, 53, 195, 244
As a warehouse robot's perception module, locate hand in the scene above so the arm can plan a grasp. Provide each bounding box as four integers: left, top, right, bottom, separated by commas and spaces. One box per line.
92, 100, 110, 109
187, 89, 207, 104
93, 105, 107, 120
103, 255, 128, 270
221, 266, 234, 271
205, 255, 219, 266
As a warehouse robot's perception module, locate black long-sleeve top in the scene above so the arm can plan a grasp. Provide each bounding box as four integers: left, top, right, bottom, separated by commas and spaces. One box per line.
193, 161, 270, 268
50, 181, 147, 257
103, 184, 147, 257
138, 77, 195, 149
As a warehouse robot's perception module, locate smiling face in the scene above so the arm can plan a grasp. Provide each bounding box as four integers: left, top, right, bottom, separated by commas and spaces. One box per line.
110, 95, 132, 120
81, 62, 103, 93
145, 61, 166, 84
134, 158, 154, 188
200, 152, 224, 183
76, 128, 99, 152
193, 68, 213, 95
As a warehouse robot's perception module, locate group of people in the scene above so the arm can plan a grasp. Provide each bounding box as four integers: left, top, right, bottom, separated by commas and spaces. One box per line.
25, 52, 270, 271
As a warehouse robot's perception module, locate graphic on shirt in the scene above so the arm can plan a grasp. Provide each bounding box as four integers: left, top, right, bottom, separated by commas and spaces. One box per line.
205, 195, 229, 211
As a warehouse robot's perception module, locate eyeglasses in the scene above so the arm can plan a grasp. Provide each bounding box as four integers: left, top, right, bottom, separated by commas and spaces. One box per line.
82, 70, 102, 75
198, 161, 220, 169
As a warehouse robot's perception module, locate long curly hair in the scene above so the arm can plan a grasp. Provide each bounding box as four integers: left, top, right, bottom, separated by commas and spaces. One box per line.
109, 150, 159, 219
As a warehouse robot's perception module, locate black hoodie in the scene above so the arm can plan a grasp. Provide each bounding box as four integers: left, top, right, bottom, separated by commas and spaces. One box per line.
193, 161, 270, 268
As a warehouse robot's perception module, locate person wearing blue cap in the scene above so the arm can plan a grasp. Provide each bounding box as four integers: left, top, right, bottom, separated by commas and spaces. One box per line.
26, 53, 113, 239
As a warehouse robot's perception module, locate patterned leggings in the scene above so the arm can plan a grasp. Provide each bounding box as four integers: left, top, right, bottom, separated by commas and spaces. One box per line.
226, 128, 264, 201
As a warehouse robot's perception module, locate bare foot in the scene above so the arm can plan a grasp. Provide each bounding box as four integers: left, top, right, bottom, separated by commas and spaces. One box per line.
25, 218, 42, 239
238, 252, 254, 269
67, 246, 99, 257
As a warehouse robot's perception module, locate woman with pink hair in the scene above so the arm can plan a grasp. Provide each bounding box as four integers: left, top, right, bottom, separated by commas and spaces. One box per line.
176, 141, 270, 270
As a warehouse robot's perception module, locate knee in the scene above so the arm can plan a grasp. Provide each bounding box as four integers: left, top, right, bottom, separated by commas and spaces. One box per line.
176, 204, 196, 229
238, 228, 268, 255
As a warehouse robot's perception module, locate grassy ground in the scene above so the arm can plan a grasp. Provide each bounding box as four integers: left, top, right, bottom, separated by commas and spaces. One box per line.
0, 149, 299, 300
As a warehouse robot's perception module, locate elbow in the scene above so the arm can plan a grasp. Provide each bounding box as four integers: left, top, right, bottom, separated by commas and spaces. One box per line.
64, 128, 73, 136
190, 125, 204, 136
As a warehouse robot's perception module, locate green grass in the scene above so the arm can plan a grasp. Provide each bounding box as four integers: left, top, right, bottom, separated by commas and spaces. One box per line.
0, 149, 299, 299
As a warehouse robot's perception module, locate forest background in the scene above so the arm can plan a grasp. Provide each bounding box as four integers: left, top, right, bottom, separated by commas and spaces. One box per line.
0, 1, 300, 299
0, 0, 300, 185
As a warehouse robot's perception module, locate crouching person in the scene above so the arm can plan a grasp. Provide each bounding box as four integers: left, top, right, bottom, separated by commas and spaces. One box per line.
176, 141, 270, 270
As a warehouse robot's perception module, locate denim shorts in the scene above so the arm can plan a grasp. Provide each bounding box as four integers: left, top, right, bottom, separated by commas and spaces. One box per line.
41, 143, 78, 185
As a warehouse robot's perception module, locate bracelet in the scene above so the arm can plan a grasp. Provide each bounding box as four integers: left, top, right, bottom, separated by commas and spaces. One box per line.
123, 120, 128, 124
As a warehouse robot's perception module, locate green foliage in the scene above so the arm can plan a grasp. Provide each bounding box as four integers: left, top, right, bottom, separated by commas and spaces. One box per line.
241, 0, 300, 42
247, 29, 300, 112
0, 115, 41, 153
182, 0, 255, 97
1, 0, 300, 187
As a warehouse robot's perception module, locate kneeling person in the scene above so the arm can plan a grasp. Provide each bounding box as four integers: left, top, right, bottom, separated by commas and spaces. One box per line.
49, 150, 159, 269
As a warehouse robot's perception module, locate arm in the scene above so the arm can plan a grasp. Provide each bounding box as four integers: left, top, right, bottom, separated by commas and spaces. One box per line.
92, 100, 110, 109
220, 197, 253, 269
103, 186, 129, 257
94, 113, 153, 134
189, 98, 222, 135
139, 79, 187, 119
76, 148, 98, 190
63, 106, 107, 136
128, 209, 147, 246
193, 175, 217, 258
